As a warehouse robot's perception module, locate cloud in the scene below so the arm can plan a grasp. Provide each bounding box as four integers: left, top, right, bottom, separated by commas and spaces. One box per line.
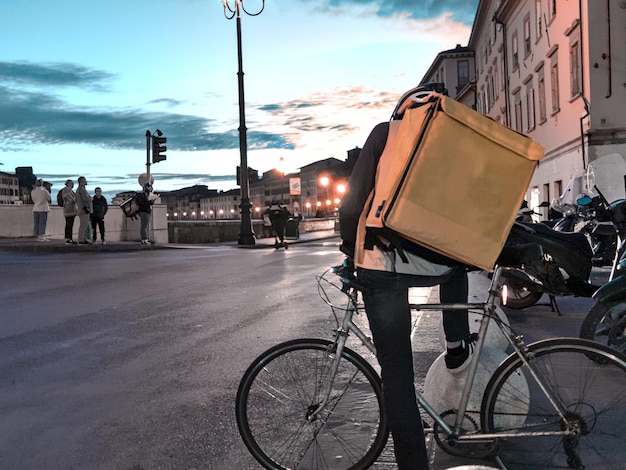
0, 61, 294, 153
0, 61, 114, 90
305, 0, 479, 24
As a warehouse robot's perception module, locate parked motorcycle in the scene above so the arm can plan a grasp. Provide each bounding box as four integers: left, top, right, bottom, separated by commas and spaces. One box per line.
579, 243, 626, 355
500, 154, 626, 311
551, 191, 618, 267
498, 220, 597, 310
577, 154, 626, 353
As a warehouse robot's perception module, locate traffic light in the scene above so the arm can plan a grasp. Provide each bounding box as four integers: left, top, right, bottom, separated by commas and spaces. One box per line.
152, 134, 167, 163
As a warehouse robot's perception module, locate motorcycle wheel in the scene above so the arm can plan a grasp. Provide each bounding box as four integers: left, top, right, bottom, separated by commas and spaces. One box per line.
580, 300, 626, 356
503, 286, 544, 309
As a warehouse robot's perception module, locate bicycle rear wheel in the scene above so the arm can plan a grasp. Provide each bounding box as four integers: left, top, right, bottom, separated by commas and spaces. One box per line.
481, 338, 626, 469
236, 338, 388, 470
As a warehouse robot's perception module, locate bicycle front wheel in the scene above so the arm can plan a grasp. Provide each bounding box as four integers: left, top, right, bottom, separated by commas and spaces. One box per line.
236, 338, 388, 470
481, 338, 626, 469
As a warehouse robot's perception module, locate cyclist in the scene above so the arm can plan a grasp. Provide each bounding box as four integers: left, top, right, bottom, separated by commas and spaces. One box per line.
339, 83, 475, 470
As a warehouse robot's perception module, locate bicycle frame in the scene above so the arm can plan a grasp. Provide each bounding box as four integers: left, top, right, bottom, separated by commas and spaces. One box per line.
312, 265, 576, 444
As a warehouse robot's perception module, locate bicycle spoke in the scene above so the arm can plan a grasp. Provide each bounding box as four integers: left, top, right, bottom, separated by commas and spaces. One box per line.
483, 339, 626, 469
236, 339, 387, 469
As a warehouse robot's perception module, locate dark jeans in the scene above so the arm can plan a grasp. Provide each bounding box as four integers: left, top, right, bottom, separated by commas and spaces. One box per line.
271, 219, 286, 242
357, 266, 469, 470
139, 211, 151, 240
33, 212, 48, 236
64, 215, 75, 240
90, 216, 105, 241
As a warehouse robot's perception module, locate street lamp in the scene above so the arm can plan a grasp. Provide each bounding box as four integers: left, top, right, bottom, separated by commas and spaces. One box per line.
277, 156, 286, 203
222, 0, 265, 246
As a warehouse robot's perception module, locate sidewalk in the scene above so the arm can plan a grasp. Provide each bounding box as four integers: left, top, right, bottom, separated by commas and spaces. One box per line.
0, 230, 341, 253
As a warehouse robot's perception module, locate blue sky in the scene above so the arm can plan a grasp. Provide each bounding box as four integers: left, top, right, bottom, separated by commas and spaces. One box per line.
0, 0, 477, 200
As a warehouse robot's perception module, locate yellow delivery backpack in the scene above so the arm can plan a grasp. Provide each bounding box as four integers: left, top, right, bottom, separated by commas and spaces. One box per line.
362, 95, 545, 272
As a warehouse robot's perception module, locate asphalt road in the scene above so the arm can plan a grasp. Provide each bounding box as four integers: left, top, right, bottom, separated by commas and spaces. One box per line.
0, 242, 604, 469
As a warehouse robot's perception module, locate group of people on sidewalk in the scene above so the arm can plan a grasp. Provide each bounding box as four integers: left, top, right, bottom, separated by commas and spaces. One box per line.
58, 177, 108, 245
31, 178, 155, 245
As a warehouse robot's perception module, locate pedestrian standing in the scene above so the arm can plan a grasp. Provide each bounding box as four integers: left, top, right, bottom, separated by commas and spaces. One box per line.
90, 187, 108, 245
135, 183, 154, 245
31, 179, 51, 241
75, 176, 92, 244
61, 179, 78, 244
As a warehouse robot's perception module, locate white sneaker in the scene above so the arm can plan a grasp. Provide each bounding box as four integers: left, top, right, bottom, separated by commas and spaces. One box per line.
101, 240, 106, 245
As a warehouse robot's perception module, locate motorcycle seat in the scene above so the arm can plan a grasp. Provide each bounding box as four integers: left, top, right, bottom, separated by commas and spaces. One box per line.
497, 243, 543, 267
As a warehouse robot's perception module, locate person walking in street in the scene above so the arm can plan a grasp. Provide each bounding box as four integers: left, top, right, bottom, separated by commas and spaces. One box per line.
75, 176, 92, 244
136, 183, 154, 245
338, 84, 473, 470
31, 179, 51, 242
266, 199, 290, 248
61, 179, 78, 244
90, 187, 108, 245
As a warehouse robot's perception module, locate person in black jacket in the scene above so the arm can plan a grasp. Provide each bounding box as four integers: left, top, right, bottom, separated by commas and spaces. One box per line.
339, 84, 472, 470
266, 200, 290, 247
90, 187, 108, 245
136, 183, 154, 245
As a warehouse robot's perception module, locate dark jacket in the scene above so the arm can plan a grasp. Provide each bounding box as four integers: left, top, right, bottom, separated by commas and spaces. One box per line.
91, 195, 108, 219
338, 121, 389, 254
136, 191, 153, 213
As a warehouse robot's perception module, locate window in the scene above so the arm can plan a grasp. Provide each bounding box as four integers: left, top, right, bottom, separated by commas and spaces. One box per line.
457, 60, 469, 88
493, 60, 500, 99
513, 89, 523, 132
537, 64, 547, 123
525, 79, 536, 131
524, 15, 531, 57
536, 0, 543, 38
554, 180, 562, 200
512, 31, 519, 70
550, 53, 560, 113
550, 0, 557, 19
569, 38, 582, 98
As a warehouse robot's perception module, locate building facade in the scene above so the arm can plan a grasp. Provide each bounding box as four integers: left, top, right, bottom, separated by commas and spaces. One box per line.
423, 0, 626, 214
0, 171, 21, 205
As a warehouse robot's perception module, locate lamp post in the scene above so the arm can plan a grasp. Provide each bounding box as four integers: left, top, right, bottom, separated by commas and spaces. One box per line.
277, 156, 286, 204
222, 0, 265, 245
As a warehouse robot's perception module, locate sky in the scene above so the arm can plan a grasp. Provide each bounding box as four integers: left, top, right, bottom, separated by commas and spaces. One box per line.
0, 0, 478, 202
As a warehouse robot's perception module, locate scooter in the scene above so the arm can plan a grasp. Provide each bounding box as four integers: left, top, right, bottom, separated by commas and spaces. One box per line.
579, 240, 626, 355
498, 220, 597, 312
552, 192, 619, 267
500, 154, 626, 312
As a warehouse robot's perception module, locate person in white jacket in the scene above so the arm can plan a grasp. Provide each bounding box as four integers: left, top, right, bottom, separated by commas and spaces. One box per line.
31, 179, 51, 241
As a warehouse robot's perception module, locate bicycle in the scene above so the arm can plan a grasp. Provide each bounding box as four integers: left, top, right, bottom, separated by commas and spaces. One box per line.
235, 261, 626, 470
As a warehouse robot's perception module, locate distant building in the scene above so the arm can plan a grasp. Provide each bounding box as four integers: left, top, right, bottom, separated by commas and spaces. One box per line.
200, 188, 240, 219
0, 171, 21, 205
112, 191, 137, 206
160, 185, 218, 220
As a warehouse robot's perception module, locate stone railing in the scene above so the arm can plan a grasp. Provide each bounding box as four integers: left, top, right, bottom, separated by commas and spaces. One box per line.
0, 204, 168, 243
0, 205, 335, 244
167, 217, 337, 243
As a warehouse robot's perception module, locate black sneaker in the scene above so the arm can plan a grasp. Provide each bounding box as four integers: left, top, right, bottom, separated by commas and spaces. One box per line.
445, 333, 478, 374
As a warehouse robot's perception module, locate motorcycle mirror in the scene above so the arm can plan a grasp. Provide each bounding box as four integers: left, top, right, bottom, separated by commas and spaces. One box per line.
538, 201, 550, 208
577, 195, 593, 206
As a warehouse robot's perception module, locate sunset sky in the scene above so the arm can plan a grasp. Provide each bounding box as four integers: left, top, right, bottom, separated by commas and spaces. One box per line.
1, 0, 478, 200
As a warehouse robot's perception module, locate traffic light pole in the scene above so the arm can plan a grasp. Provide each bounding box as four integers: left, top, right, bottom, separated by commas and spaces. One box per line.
145, 130, 152, 182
